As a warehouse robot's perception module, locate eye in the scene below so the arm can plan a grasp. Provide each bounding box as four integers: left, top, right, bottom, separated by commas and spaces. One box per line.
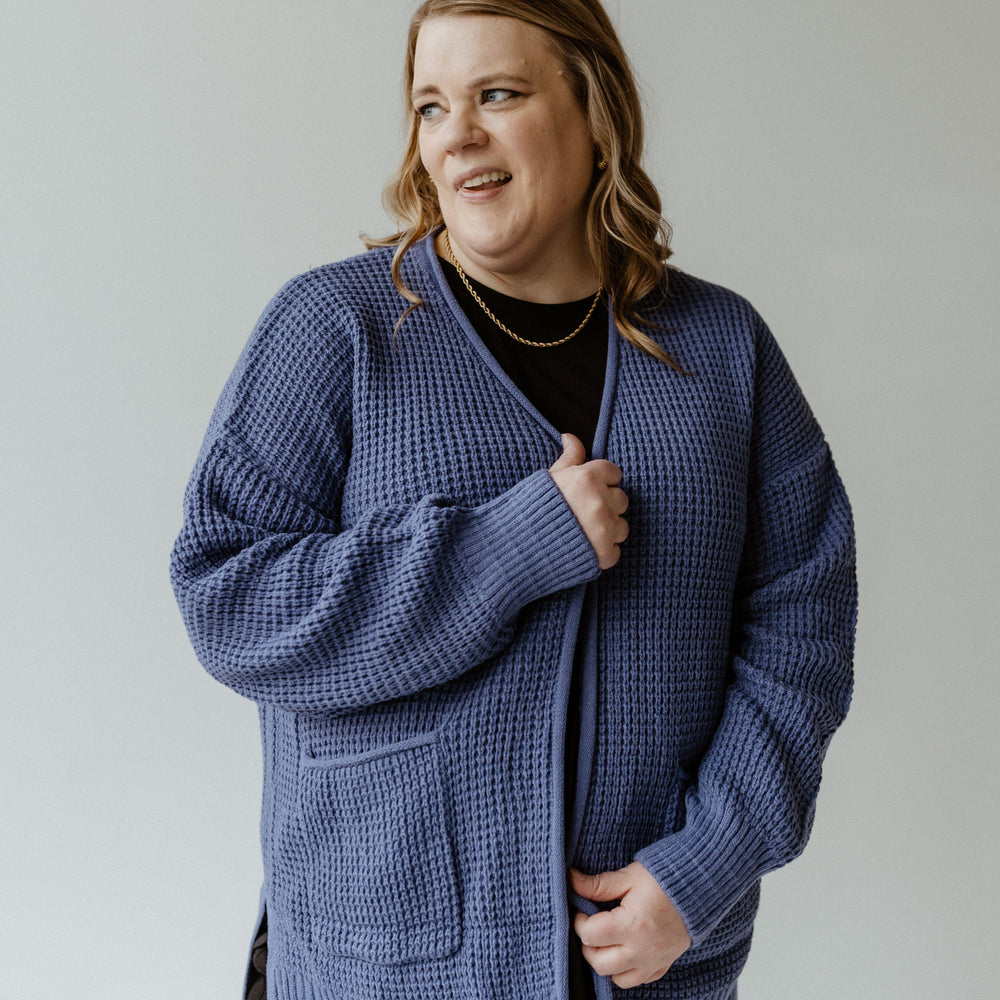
482, 88, 518, 105
416, 102, 443, 121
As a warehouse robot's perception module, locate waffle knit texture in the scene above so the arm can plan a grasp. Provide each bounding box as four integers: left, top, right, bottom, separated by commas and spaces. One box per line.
171, 233, 857, 1000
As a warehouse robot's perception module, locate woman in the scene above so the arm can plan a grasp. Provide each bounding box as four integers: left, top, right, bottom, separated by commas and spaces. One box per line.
170, 1, 857, 998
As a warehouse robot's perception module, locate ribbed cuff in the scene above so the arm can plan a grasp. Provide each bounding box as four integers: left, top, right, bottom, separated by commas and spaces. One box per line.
454, 468, 600, 616
635, 796, 771, 946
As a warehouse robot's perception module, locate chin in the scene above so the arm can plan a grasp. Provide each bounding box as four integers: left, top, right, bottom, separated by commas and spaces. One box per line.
447, 218, 528, 265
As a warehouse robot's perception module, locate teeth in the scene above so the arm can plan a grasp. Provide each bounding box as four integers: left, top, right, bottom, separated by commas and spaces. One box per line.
462, 171, 512, 189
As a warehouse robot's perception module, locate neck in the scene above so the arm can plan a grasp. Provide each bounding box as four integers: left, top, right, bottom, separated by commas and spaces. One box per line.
435, 229, 600, 304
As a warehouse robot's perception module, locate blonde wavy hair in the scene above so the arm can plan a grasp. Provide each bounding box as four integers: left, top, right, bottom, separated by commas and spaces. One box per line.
364, 0, 681, 370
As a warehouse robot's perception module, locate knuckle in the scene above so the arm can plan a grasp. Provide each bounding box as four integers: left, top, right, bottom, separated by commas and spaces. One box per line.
590, 952, 616, 977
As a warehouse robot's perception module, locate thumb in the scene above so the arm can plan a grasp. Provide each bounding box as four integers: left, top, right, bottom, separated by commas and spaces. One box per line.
549, 432, 586, 472
569, 866, 632, 903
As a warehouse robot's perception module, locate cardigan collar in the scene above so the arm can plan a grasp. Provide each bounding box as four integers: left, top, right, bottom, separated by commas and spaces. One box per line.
418, 229, 621, 462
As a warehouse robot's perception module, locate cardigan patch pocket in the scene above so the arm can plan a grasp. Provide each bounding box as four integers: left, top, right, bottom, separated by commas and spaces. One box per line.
298, 731, 462, 965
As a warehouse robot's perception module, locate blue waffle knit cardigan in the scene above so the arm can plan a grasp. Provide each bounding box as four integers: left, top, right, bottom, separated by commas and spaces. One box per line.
171, 232, 856, 1000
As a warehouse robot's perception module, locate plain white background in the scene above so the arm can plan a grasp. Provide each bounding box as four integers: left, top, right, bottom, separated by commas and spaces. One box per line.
2, 1, 997, 997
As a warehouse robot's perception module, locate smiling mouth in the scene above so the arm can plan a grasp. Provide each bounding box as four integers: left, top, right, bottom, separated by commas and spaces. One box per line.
461, 171, 513, 191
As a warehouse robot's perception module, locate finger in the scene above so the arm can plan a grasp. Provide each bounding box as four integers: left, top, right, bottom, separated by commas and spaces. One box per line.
580, 942, 631, 978
598, 545, 620, 571
597, 532, 626, 570
588, 459, 623, 485
609, 486, 629, 514
574, 907, 627, 948
570, 866, 632, 903
549, 432, 587, 472
611, 967, 652, 990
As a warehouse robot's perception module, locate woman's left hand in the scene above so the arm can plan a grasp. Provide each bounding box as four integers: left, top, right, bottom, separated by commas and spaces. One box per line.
570, 863, 692, 989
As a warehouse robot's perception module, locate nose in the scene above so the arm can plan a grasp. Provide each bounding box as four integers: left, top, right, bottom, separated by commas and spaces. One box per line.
439, 105, 487, 155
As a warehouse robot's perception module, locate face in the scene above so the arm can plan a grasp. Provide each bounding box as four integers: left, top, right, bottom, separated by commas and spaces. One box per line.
412, 15, 597, 294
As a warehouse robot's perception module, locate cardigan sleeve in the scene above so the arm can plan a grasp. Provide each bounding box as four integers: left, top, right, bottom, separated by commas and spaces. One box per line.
635, 318, 857, 946
170, 272, 600, 716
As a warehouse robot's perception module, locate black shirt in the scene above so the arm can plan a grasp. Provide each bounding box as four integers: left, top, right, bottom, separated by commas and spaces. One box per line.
440, 256, 608, 456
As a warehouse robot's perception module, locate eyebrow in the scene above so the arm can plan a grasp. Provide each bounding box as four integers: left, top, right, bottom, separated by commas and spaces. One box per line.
410, 74, 534, 102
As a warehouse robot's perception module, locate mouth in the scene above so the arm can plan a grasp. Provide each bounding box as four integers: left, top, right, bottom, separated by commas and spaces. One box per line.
459, 170, 512, 192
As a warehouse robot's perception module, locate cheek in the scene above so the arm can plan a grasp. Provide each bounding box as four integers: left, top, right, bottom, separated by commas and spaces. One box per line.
523, 120, 588, 176
417, 130, 437, 176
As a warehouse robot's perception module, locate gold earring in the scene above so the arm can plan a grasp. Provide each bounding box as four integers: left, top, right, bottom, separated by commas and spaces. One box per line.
596, 149, 608, 171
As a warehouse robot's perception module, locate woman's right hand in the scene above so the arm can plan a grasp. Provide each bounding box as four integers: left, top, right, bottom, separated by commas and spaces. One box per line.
549, 433, 629, 570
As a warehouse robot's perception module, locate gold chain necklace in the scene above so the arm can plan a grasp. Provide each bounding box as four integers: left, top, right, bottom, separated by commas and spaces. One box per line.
444, 229, 602, 349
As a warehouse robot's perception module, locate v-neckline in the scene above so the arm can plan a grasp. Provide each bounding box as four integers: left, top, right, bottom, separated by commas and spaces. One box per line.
421, 231, 621, 461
